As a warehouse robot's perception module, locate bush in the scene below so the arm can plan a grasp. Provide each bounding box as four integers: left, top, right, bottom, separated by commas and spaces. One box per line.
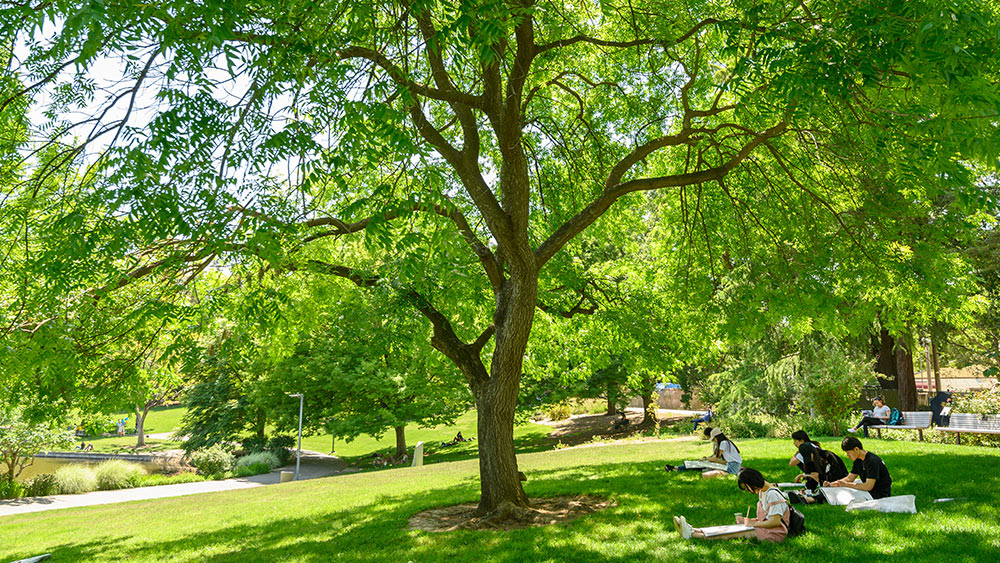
190, 444, 234, 475
715, 415, 773, 439
54, 465, 98, 494
138, 472, 206, 487
235, 451, 281, 471
547, 403, 572, 421
949, 388, 1000, 447
24, 473, 58, 497
0, 479, 26, 499
234, 462, 271, 478
267, 436, 295, 465
95, 460, 146, 490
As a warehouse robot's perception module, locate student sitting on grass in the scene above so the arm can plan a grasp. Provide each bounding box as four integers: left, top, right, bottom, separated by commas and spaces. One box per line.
787, 430, 848, 504
823, 436, 892, 499
673, 467, 791, 542
664, 427, 742, 479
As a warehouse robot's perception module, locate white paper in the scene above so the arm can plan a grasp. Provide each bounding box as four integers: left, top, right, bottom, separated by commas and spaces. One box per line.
776, 482, 806, 489
682, 460, 728, 471
845, 495, 917, 514
820, 487, 873, 506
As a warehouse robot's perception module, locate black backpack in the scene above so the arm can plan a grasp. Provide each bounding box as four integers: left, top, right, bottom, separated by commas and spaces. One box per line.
778, 491, 806, 536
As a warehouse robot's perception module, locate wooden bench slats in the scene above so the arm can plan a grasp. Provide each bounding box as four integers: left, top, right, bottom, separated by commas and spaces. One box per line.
934, 413, 1000, 444
870, 411, 933, 441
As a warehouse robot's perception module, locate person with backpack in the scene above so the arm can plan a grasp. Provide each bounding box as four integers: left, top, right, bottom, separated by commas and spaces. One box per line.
848, 396, 891, 438
786, 430, 848, 504
673, 467, 800, 542
664, 427, 741, 479
824, 436, 893, 499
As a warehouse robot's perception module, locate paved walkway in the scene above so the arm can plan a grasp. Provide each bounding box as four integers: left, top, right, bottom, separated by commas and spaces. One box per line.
0, 451, 346, 518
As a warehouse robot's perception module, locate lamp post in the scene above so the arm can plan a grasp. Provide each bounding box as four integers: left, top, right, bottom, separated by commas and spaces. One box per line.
288, 393, 303, 481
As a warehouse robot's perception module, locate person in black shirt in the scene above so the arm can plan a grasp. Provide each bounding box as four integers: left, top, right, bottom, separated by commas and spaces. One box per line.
787, 430, 848, 504
824, 436, 892, 499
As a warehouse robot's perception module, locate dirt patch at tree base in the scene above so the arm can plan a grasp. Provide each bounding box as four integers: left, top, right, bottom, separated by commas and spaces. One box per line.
408, 495, 615, 532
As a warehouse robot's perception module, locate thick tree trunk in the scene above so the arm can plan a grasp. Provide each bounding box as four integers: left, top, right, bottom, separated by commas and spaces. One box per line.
394, 425, 407, 458
641, 389, 658, 425
931, 337, 942, 392
135, 405, 149, 447
606, 384, 617, 417
875, 328, 899, 389
895, 339, 917, 411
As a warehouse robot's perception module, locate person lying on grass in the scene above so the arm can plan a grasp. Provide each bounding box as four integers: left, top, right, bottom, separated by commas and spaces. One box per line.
664, 427, 742, 479
786, 430, 848, 505
823, 436, 892, 499
673, 467, 791, 542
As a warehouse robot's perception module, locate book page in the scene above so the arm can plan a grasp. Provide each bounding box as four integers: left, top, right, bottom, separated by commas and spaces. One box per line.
683, 460, 728, 471
699, 524, 754, 537
820, 487, 873, 506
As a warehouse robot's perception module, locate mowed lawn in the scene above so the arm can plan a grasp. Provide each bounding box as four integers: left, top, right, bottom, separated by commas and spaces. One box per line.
3, 438, 998, 562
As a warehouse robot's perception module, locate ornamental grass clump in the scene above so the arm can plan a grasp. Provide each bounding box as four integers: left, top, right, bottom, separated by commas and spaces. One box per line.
95, 460, 146, 490
190, 444, 234, 476
235, 451, 281, 471
54, 465, 97, 494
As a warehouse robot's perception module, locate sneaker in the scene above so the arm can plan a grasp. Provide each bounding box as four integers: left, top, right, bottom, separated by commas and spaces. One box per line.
673, 515, 682, 536
679, 516, 694, 539
847, 428, 857, 433
664, 464, 676, 472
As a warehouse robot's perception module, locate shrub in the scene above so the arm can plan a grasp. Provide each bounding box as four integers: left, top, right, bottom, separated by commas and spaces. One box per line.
0, 479, 26, 499
268, 436, 295, 465
24, 473, 58, 497
235, 451, 281, 471
950, 388, 1000, 447
95, 460, 146, 490
138, 472, 206, 487
715, 414, 773, 439
234, 462, 271, 478
54, 465, 98, 494
190, 444, 234, 475
547, 403, 572, 421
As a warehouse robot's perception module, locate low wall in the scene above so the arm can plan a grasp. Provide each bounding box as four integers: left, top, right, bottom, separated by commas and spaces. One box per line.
37, 451, 182, 464
627, 389, 704, 411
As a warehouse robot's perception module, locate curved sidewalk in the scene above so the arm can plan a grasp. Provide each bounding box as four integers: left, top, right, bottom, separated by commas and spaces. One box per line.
0, 452, 346, 518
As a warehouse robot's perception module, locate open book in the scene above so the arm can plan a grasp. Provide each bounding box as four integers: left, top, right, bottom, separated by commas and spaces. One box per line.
820, 487, 873, 506
776, 482, 806, 489
698, 524, 754, 537
682, 460, 728, 472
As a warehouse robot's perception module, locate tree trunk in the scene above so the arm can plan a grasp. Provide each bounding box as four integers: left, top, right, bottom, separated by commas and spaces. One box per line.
394, 425, 407, 458
606, 384, 617, 417
895, 338, 917, 411
931, 337, 942, 392
876, 328, 899, 388
135, 405, 149, 448
641, 389, 658, 425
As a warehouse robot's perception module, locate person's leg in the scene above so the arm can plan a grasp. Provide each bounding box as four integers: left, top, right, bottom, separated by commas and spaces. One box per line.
857, 416, 883, 438
701, 469, 727, 479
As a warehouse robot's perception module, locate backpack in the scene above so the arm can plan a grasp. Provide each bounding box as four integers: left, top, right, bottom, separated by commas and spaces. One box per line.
889, 408, 903, 425
820, 448, 848, 482
776, 490, 806, 536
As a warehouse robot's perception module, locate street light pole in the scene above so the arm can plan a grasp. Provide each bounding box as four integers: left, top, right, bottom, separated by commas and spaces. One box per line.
288, 393, 303, 481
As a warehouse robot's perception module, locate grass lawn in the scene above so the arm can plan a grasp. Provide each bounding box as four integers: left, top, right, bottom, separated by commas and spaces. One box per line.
3, 437, 998, 562
300, 410, 553, 466
70, 406, 189, 453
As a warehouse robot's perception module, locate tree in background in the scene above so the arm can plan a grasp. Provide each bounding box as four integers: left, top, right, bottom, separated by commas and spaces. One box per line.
0, 409, 73, 483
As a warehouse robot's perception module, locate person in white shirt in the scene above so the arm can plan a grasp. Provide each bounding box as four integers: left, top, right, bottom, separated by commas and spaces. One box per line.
664, 427, 742, 479
849, 397, 891, 438
673, 467, 791, 542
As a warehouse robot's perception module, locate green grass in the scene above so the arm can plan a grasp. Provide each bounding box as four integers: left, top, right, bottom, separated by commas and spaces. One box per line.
299, 410, 553, 466
3, 437, 998, 562
70, 406, 188, 453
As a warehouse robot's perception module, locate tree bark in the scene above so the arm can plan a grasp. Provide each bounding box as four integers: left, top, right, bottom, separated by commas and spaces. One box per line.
641, 388, 659, 425
135, 404, 150, 448
394, 425, 407, 458
875, 328, 899, 389
895, 338, 917, 411
606, 383, 617, 416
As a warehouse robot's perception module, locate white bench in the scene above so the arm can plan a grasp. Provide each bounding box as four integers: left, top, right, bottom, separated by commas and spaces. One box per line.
869, 411, 933, 441
935, 413, 1000, 445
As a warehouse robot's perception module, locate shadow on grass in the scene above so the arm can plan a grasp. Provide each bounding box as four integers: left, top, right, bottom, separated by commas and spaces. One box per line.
5, 447, 999, 562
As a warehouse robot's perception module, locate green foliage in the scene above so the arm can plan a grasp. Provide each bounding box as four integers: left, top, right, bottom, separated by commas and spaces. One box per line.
94, 460, 146, 490
0, 409, 74, 482
235, 451, 281, 471
137, 472, 205, 487
53, 465, 97, 494
546, 404, 572, 421
234, 462, 272, 478
266, 436, 294, 466
0, 479, 26, 499
189, 444, 234, 475
950, 388, 1000, 447
24, 473, 59, 497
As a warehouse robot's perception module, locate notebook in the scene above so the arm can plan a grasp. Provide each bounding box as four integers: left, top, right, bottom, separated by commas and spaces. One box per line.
820, 487, 873, 506
682, 460, 728, 472
699, 524, 754, 537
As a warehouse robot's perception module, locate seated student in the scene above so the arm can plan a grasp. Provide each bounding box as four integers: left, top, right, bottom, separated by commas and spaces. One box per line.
665, 427, 742, 479
848, 396, 891, 438
691, 406, 713, 431
673, 467, 791, 542
824, 436, 892, 499
786, 430, 848, 504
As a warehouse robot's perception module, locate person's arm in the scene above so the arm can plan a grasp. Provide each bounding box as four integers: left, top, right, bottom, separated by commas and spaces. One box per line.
788, 454, 800, 467
740, 513, 783, 529
842, 478, 875, 492
795, 471, 819, 483
825, 473, 858, 487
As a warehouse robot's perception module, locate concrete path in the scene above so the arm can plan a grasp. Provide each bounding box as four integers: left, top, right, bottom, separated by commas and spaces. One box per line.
0, 451, 346, 518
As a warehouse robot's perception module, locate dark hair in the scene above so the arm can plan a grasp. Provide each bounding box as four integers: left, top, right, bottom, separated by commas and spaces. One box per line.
791, 430, 810, 442
703, 426, 714, 438
873, 396, 884, 404
713, 432, 740, 456
737, 467, 766, 492
841, 436, 863, 451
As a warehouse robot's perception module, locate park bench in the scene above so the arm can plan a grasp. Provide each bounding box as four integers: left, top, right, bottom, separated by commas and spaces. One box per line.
869, 411, 933, 441
935, 413, 1000, 445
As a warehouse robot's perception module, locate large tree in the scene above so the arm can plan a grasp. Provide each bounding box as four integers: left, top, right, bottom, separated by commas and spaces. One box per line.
4, 0, 1000, 517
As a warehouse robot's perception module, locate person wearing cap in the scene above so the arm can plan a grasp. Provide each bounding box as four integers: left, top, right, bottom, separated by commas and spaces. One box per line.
664, 427, 742, 479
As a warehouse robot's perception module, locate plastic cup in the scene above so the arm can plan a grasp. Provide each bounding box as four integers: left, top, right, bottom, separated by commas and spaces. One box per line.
734, 513, 742, 524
